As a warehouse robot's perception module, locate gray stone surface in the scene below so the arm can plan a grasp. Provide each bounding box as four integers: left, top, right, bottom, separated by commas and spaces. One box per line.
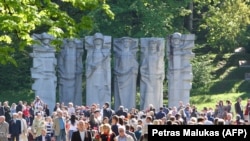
30, 32, 57, 113
167, 32, 195, 108
85, 33, 111, 106
140, 38, 165, 111
113, 37, 139, 110
58, 38, 83, 106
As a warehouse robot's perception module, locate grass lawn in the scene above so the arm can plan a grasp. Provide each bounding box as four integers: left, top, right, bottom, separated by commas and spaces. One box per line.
189, 92, 249, 111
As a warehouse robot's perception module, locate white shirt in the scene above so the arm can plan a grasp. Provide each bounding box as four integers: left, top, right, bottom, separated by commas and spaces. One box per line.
68, 107, 75, 115
80, 131, 85, 141
42, 136, 46, 141
69, 121, 78, 131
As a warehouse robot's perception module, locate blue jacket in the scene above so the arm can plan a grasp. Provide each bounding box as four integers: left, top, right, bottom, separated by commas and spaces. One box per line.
9, 119, 21, 135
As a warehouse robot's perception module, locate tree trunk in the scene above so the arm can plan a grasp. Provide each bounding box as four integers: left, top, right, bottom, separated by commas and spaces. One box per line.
188, 1, 193, 32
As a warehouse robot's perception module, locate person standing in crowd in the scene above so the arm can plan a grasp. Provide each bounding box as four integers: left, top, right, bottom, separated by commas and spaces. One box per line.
32, 113, 46, 140
17, 111, 28, 141
9, 113, 22, 141
33, 96, 44, 114
155, 107, 166, 120
3, 101, 11, 124
102, 102, 113, 122
71, 120, 92, 141
114, 126, 133, 141
99, 123, 116, 141
89, 110, 101, 130
134, 125, 142, 141
16, 101, 23, 113
225, 100, 232, 113
0, 116, 9, 141
125, 124, 137, 141
0, 102, 5, 116
111, 115, 119, 136
140, 116, 152, 141
53, 103, 61, 112
29, 102, 35, 126
53, 110, 66, 141
235, 97, 244, 120
244, 99, 250, 122
35, 106, 45, 117
10, 103, 17, 117
23, 105, 30, 126
67, 114, 78, 141
67, 102, 75, 116
45, 116, 54, 138
115, 106, 128, 118
44, 104, 50, 117
36, 128, 51, 141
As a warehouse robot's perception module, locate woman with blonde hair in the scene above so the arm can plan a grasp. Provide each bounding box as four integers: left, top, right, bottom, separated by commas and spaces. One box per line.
99, 123, 116, 141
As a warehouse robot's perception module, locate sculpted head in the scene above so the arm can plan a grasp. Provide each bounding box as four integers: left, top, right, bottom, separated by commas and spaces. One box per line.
122, 37, 133, 50
93, 33, 104, 49
171, 32, 182, 48
149, 38, 158, 54
41, 32, 54, 45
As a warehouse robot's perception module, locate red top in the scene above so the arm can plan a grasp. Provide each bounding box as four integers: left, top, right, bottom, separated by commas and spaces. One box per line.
244, 103, 250, 115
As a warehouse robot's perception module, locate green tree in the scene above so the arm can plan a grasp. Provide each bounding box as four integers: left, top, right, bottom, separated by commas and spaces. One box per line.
194, 0, 250, 52
90, 0, 193, 38
0, 0, 114, 65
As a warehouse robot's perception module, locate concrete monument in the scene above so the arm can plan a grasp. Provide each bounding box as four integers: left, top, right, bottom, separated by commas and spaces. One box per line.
85, 33, 111, 106
30, 32, 57, 112
140, 37, 165, 111
58, 38, 83, 106
113, 37, 139, 110
167, 32, 195, 108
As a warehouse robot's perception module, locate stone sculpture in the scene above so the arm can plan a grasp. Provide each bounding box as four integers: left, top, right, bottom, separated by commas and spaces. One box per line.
140, 37, 165, 111
58, 38, 83, 106
113, 37, 139, 110
85, 33, 111, 106
167, 32, 195, 108
30, 32, 57, 112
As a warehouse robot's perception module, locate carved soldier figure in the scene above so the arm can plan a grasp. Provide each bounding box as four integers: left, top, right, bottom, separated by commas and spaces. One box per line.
167, 32, 195, 108
140, 38, 165, 111
85, 33, 111, 106
113, 37, 139, 110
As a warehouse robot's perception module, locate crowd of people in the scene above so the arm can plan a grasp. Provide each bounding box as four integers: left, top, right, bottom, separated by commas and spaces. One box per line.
0, 96, 249, 141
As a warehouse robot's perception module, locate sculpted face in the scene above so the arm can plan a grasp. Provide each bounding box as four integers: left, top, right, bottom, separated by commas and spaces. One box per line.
149, 40, 157, 54
93, 38, 103, 49
123, 38, 131, 49
42, 38, 50, 45
171, 33, 182, 48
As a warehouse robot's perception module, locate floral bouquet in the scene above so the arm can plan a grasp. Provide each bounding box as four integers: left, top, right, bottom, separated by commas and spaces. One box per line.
93, 134, 100, 141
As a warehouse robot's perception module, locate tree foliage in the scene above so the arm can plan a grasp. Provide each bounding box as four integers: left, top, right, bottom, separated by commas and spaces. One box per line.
90, 0, 192, 37
0, 0, 113, 65
194, 0, 250, 52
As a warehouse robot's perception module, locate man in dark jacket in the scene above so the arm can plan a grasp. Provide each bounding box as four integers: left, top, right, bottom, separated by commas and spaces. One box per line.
36, 128, 51, 141
9, 113, 21, 141
71, 120, 92, 141
235, 97, 244, 120
102, 102, 113, 121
